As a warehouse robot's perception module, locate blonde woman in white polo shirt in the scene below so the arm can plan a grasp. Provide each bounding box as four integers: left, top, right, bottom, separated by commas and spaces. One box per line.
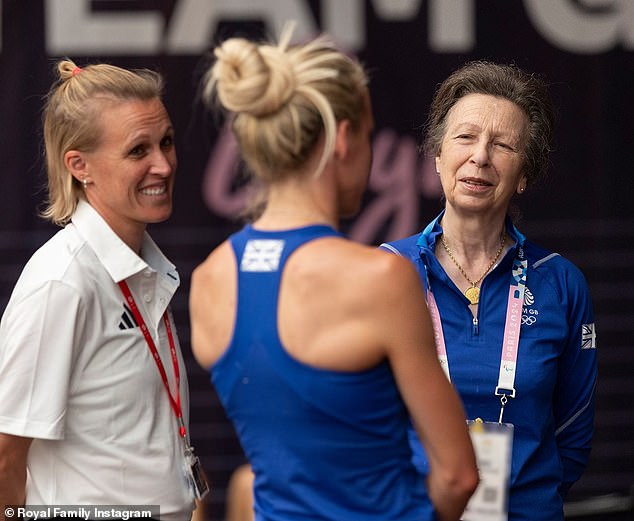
0, 60, 206, 520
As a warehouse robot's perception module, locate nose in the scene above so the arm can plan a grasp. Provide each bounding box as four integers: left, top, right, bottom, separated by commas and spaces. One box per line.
151, 148, 177, 177
470, 140, 491, 168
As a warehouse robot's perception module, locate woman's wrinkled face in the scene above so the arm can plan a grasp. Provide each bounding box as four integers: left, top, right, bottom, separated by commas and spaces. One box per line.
436, 93, 528, 218
79, 97, 177, 237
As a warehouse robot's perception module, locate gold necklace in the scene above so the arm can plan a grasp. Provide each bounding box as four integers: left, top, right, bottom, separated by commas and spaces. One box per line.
440, 232, 506, 305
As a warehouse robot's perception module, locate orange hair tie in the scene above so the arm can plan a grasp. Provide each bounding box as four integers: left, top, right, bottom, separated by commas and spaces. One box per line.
71, 66, 82, 76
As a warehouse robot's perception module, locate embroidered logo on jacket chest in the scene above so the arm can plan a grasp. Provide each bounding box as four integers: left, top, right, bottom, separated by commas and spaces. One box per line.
521, 287, 539, 326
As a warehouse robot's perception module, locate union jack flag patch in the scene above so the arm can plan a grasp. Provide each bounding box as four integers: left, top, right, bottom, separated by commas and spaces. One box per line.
581, 323, 597, 350
241, 239, 285, 272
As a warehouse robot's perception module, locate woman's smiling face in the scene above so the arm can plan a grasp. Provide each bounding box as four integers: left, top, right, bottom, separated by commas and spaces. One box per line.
77, 97, 177, 242
436, 93, 529, 217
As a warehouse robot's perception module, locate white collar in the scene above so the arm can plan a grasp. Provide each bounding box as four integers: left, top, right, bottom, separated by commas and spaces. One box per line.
70, 199, 179, 287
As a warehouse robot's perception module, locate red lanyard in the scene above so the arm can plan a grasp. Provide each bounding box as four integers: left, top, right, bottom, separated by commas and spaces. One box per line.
118, 280, 186, 440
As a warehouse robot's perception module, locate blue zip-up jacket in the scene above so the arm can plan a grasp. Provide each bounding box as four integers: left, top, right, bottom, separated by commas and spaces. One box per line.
212, 224, 434, 521
381, 212, 597, 521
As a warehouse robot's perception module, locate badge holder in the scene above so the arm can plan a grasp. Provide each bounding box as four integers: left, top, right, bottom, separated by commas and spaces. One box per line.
183, 441, 210, 500
461, 419, 514, 521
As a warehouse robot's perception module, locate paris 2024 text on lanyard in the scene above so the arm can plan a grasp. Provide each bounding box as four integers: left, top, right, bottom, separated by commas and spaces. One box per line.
119, 280, 210, 500
424, 239, 527, 521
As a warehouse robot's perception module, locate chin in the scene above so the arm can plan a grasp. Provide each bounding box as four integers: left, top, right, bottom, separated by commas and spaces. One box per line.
145, 208, 173, 224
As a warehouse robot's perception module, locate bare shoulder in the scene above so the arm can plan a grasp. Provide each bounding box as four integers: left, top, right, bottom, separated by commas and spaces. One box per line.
189, 240, 237, 369
191, 240, 234, 287
335, 239, 419, 288
297, 237, 422, 304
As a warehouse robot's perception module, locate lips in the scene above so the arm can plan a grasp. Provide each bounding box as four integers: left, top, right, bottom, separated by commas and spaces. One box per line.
461, 177, 493, 187
139, 184, 167, 196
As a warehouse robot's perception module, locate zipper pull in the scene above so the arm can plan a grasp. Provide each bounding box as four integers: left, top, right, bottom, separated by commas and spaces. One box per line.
472, 316, 479, 335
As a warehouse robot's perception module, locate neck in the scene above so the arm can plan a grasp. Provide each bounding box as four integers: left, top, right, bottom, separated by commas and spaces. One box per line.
437, 207, 510, 308
440, 208, 507, 257
121, 229, 144, 256
254, 177, 338, 230
86, 199, 145, 255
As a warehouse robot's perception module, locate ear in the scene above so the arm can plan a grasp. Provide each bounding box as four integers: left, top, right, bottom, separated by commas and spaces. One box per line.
333, 119, 351, 161
435, 156, 441, 174
64, 150, 88, 184
517, 175, 527, 194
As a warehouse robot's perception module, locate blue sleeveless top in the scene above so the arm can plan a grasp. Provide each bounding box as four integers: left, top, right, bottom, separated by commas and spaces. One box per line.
211, 225, 435, 521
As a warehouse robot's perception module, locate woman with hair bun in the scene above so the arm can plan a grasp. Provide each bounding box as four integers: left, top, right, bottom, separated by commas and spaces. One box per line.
189, 27, 478, 521
0, 59, 203, 519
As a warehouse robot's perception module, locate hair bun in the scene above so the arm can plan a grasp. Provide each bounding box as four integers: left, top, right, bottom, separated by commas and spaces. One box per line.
212, 38, 296, 117
57, 59, 81, 82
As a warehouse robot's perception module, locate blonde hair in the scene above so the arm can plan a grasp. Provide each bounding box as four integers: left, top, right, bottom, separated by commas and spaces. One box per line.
41, 59, 164, 225
201, 25, 368, 185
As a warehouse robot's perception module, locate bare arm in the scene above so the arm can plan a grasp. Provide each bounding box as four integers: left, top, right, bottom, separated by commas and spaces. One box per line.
377, 255, 478, 521
0, 433, 32, 521
189, 242, 236, 370
225, 464, 255, 521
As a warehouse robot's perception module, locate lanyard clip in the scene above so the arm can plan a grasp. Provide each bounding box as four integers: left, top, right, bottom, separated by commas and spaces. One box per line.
494, 386, 516, 399
498, 394, 508, 424
495, 387, 515, 424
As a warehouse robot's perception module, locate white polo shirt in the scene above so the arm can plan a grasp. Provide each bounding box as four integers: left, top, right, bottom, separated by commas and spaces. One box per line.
0, 200, 194, 520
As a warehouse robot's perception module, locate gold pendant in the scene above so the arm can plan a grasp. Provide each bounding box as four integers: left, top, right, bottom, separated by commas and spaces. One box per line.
464, 286, 480, 305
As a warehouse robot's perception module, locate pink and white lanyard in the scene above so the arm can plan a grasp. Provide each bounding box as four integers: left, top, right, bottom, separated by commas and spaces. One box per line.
425, 241, 528, 423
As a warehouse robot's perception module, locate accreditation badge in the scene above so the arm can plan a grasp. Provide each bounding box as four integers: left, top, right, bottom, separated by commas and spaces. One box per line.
183, 445, 210, 500
461, 420, 513, 521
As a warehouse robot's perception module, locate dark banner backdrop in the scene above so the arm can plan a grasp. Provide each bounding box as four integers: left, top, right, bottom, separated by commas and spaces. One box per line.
1, 1, 633, 519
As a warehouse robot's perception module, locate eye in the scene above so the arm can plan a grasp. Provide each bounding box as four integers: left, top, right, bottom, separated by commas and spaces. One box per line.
161, 134, 175, 149
129, 144, 146, 157
495, 141, 516, 152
